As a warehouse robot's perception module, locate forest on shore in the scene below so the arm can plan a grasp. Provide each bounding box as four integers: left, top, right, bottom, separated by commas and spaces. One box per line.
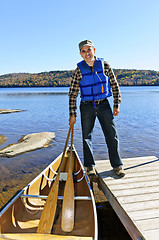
0, 69, 159, 87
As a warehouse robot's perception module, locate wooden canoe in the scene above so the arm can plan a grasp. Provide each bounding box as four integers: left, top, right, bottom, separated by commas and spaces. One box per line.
0, 147, 98, 240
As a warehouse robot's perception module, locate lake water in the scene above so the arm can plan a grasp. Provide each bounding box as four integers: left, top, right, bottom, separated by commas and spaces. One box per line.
0, 86, 159, 161
0, 86, 159, 207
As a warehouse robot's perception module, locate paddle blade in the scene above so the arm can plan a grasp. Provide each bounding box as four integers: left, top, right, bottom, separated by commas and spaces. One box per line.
61, 172, 74, 232
37, 176, 59, 234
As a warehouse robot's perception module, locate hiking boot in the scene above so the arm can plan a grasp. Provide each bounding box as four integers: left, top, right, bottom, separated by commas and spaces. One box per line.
87, 166, 96, 176
113, 165, 125, 177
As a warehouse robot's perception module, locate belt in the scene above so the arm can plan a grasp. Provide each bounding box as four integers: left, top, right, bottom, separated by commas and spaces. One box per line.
94, 98, 107, 104
81, 98, 107, 105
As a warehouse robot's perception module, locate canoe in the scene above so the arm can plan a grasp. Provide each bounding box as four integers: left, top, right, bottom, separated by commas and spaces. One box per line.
0, 147, 98, 240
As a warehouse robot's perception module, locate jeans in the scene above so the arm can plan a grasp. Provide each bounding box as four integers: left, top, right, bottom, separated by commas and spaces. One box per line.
80, 98, 123, 168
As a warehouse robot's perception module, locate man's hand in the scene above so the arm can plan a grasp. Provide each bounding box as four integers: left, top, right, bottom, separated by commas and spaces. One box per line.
69, 115, 76, 126
113, 107, 120, 116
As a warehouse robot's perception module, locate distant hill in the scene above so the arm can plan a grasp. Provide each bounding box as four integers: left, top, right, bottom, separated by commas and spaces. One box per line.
0, 69, 159, 87
114, 69, 159, 86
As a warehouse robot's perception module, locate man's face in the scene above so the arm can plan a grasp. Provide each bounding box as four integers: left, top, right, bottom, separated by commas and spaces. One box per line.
80, 45, 95, 64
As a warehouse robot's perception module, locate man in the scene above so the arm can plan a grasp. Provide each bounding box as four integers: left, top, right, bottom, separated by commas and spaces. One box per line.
69, 40, 125, 177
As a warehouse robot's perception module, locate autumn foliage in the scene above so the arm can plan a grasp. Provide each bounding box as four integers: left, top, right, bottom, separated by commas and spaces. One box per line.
0, 69, 159, 87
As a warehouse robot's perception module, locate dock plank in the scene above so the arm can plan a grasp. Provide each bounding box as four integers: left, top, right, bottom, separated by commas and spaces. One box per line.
136, 218, 159, 231
128, 208, 159, 221
111, 185, 159, 197
117, 192, 159, 204
123, 199, 159, 212
143, 229, 159, 239
96, 156, 159, 240
107, 180, 159, 190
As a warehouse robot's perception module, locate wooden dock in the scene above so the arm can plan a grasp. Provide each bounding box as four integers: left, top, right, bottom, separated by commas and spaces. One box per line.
95, 156, 159, 240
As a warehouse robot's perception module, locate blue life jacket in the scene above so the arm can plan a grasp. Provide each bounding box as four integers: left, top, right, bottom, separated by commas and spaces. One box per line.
78, 58, 112, 104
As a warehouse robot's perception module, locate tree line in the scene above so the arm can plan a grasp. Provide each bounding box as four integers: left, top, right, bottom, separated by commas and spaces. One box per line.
0, 69, 159, 87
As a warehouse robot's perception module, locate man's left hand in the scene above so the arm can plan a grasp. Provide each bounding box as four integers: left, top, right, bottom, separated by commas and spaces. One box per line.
113, 107, 120, 116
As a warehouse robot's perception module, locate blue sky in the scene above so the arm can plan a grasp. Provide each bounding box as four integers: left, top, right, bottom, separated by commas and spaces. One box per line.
0, 0, 159, 75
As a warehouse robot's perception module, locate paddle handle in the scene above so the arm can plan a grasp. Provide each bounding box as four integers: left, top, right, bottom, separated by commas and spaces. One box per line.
69, 124, 74, 172
58, 125, 73, 173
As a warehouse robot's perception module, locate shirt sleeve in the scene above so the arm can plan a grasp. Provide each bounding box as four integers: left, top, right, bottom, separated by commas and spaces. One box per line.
104, 61, 121, 109
69, 66, 82, 116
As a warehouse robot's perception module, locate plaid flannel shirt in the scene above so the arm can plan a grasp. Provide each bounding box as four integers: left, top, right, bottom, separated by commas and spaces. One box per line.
69, 60, 121, 116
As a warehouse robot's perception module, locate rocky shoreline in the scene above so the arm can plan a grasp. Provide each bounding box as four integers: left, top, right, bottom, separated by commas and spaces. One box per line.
0, 109, 56, 157
0, 132, 56, 157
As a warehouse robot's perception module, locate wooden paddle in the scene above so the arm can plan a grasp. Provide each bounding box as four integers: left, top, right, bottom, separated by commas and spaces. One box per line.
61, 124, 74, 232
37, 125, 73, 234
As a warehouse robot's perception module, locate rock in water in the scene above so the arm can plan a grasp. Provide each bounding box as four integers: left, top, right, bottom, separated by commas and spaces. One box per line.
0, 132, 56, 157
0, 109, 24, 114
0, 135, 7, 145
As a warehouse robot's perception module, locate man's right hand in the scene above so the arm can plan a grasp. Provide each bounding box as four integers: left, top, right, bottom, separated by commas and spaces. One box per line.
69, 115, 76, 126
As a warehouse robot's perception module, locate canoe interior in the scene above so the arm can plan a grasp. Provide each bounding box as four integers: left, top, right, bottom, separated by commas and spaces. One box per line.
0, 150, 96, 239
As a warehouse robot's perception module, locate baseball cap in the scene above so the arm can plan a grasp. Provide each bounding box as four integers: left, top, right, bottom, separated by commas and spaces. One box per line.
79, 40, 94, 51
